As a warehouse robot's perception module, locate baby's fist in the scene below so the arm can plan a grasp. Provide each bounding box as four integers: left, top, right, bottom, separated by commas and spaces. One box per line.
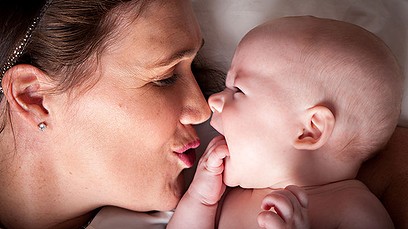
257, 185, 309, 229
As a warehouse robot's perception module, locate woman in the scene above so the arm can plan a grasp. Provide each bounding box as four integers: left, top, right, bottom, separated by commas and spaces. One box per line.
0, 0, 211, 228
358, 126, 408, 228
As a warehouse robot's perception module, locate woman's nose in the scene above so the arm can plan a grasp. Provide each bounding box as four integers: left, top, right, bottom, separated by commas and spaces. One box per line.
208, 91, 225, 113
179, 76, 211, 125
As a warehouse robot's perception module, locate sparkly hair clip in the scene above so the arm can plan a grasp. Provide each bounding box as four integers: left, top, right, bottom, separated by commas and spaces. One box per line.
0, 0, 52, 93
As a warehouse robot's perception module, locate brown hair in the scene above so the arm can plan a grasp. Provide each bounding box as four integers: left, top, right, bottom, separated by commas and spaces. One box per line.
2, 0, 154, 92
0, 0, 226, 132
0, 0, 151, 131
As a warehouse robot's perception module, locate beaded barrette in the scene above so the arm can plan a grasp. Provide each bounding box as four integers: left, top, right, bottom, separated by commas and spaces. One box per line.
0, 0, 52, 93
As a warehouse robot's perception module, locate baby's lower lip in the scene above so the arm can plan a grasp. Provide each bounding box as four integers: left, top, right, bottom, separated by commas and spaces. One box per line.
176, 149, 196, 168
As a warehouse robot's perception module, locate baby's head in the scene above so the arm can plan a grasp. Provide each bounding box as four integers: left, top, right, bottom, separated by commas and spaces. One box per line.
209, 16, 403, 188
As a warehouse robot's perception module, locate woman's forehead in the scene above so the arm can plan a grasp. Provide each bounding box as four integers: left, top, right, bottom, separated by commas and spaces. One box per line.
102, 0, 202, 77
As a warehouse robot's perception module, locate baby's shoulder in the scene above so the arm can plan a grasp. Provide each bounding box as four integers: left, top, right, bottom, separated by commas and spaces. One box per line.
307, 180, 394, 228
307, 179, 379, 205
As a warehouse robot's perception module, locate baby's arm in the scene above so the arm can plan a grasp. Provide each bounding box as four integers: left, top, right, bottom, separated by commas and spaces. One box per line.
167, 136, 228, 229
257, 185, 310, 229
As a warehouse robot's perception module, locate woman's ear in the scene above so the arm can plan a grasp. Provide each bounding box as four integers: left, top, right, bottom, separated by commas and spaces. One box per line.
293, 105, 335, 150
2, 64, 51, 129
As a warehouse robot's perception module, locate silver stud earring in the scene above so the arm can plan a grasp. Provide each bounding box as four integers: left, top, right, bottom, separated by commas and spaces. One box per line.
38, 122, 47, 131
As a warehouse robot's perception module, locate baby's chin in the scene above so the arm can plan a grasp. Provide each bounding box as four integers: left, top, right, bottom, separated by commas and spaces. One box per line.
223, 164, 267, 188
223, 178, 239, 188
223, 174, 271, 189
223, 166, 252, 188
223, 174, 254, 188
222, 171, 239, 187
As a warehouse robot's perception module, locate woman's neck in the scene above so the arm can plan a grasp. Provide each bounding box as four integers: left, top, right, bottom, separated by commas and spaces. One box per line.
50, 210, 99, 229
0, 138, 98, 229
0, 210, 97, 229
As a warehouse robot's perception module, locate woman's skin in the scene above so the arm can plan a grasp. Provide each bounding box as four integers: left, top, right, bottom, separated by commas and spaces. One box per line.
358, 126, 408, 228
0, 0, 210, 228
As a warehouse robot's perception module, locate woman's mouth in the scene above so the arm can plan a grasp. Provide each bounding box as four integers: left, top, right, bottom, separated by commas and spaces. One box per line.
174, 140, 200, 168
176, 148, 197, 168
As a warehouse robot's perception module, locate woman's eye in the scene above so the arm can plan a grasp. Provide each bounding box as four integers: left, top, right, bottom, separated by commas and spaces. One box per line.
154, 74, 180, 87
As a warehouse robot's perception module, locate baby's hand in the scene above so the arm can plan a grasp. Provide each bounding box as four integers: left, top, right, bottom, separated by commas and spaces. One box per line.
187, 135, 229, 206
257, 185, 310, 229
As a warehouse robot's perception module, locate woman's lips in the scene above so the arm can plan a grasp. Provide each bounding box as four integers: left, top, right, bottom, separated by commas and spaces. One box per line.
176, 148, 196, 168
174, 140, 200, 168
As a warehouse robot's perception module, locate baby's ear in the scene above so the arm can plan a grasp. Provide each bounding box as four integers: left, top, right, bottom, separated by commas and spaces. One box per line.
1, 64, 51, 129
293, 105, 335, 150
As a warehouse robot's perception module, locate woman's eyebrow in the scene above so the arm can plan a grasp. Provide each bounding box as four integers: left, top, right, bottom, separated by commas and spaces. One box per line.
155, 39, 205, 67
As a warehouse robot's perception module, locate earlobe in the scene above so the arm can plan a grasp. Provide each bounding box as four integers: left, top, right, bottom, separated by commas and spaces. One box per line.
293, 105, 335, 150
2, 64, 51, 129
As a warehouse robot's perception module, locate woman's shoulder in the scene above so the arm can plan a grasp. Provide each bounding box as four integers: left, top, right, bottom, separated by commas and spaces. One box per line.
357, 126, 408, 228
307, 180, 394, 228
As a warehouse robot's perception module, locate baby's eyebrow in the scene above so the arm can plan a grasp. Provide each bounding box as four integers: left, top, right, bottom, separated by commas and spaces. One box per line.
155, 39, 205, 67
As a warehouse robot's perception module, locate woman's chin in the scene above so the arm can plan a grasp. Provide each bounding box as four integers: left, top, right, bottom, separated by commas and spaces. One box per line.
127, 174, 185, 211
140, 192, 181, 212
160, 174, 186, 210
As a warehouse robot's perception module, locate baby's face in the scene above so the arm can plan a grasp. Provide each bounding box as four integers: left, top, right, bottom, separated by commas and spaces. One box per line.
208, 34, 301, 188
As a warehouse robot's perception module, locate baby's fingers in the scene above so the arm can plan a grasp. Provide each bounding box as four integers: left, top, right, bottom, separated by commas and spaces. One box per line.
203, 135, 226, 155
260, 190, 294, 221
259, 186, 309, 228
257, 210, 285, 228
199, 136, 229, 174
206, 143, 228, 171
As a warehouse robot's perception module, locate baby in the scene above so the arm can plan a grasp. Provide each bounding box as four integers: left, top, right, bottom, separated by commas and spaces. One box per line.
168, 16, 401, 228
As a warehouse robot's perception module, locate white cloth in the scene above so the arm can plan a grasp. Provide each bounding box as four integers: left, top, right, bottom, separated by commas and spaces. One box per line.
86, 207, 173, 229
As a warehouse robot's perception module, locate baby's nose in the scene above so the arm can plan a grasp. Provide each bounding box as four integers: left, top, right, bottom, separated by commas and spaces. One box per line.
208, 92, 224, 113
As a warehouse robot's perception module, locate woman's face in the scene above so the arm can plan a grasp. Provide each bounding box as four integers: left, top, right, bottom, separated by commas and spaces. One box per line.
49, 0, 210, 211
